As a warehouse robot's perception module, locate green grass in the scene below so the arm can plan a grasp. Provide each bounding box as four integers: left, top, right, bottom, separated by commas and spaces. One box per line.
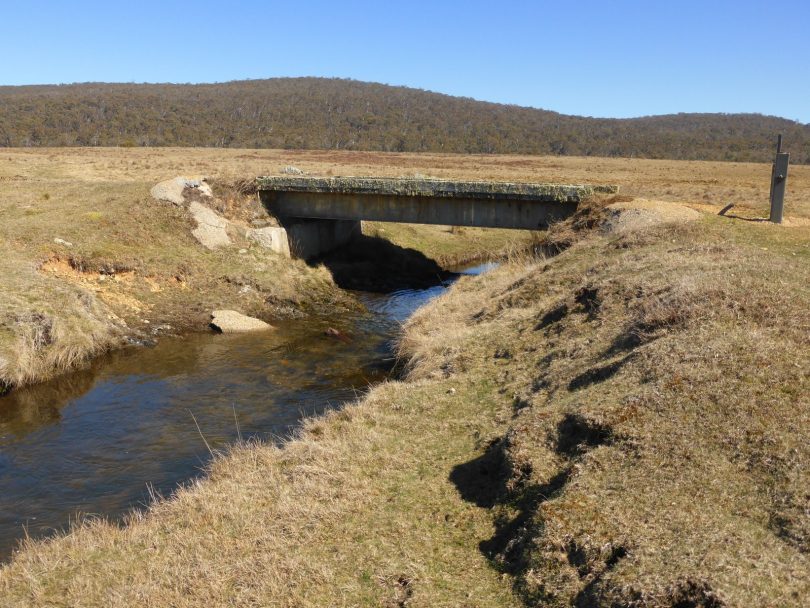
363, 221, 537, 267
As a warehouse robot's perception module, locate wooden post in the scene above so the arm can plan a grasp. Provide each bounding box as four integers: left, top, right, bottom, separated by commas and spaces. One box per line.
769, 136, 789, 224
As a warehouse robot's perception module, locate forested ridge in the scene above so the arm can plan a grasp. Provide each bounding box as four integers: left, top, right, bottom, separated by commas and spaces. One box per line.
1, 78, 807, 163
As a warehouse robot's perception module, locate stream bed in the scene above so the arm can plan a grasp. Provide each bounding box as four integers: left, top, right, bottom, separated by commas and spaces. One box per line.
0, 262, 495, 561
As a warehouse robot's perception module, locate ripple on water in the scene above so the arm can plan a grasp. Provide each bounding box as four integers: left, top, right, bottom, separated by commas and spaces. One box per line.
0, 262, 496, 560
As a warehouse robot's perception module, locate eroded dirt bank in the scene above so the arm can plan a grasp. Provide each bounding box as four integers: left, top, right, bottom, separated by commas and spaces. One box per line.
2, 198, 807, 606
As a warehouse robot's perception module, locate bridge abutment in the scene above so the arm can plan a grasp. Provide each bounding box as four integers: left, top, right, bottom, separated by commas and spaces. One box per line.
283, 218, 362, 259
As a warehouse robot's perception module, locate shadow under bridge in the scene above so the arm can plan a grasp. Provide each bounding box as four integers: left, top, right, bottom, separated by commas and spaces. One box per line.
256, 176, 618, 259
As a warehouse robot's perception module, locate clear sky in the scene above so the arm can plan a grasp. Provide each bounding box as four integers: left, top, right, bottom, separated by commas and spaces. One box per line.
2, 0, 808, 123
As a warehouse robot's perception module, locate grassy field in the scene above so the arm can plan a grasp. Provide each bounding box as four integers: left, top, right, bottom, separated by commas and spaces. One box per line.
3, 147, 808, 217
0, 149, 808, 605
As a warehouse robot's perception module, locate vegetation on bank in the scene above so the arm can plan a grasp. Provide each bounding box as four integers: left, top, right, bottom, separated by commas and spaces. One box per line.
1, 196, 807, 606
0, 149, 539, 391
403, 207, 809, 606
0, 174, 350, 391
2, 145, 807, 393
1, 78, 809, 162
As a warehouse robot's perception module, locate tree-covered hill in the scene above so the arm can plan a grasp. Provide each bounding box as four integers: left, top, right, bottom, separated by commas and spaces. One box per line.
1, 78, 807, 163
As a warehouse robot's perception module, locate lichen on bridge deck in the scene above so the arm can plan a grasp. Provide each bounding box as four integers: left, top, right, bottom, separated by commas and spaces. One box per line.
256, 176, 618, 202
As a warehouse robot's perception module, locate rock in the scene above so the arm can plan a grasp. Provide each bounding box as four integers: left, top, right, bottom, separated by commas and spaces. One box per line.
53, 238, 73, 247
151, 324, 174, 335
126, 336, 157, 348
189, 202, 231, 249
210, 310, 272, 333
325, 327, 352, 343
150, 176, 213, 206
150, 177, 236, 249
246, 226, 291, 256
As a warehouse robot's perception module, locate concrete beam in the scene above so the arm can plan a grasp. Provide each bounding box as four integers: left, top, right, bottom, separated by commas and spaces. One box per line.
257, 176, 617, 202
258, 176, 617, 231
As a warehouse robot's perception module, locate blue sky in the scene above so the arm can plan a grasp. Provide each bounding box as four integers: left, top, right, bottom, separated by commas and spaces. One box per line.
2, 0, 808, 123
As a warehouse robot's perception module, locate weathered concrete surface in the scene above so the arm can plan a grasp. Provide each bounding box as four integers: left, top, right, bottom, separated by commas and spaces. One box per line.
257, 176, 617, 201
285, 219, 361, 259
246, 226, 291, 256
258, 176, 617, 231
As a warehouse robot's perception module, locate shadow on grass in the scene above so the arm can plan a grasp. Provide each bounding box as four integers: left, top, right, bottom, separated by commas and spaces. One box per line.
449, 439, 570, 577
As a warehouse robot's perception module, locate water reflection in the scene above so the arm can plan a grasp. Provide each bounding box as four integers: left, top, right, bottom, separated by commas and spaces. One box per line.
0, 368, 96, 439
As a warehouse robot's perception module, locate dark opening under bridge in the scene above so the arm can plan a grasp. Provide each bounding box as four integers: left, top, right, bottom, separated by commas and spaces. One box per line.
257, 176, 618, 258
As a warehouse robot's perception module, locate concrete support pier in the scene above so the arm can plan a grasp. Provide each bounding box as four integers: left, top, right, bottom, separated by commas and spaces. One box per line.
284, 218, 361, 259
257, 176, 617, 259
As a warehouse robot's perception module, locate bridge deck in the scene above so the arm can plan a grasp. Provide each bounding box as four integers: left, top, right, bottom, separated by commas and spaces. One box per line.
257, 176, 618, 231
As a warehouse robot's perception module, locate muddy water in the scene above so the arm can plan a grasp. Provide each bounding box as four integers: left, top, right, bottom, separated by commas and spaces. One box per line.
0, 263, 495, 561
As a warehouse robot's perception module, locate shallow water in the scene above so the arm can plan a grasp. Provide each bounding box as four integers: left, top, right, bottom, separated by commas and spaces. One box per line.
0, 262, 494, 560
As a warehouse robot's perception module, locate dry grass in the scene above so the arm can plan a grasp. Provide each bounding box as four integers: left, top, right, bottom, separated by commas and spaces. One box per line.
3, 147, 807, 218
0, 148, 546, 389
0, 366, 521, 606
363, 221, 536, 267
1, 149, 808, 606
2, 201, 807, 606
402, 209, 810, 606
0, 174, 345, 389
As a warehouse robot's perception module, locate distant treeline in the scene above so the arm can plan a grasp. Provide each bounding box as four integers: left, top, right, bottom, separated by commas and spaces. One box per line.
0, 78, 807, 163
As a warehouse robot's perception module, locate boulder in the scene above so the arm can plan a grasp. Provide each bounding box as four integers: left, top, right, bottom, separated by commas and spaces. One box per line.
189, 202, 231, 249
210, 310, 272, 333
151, 177, 213, 206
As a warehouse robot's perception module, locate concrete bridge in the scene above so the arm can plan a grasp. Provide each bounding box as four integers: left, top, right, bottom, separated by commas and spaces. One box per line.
257, 176, 617, 258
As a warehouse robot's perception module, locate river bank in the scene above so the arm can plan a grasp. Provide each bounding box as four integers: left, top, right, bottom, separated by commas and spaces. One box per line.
0, 263, 494, 560
0, 150, 539, 393
2, 195, 807, 606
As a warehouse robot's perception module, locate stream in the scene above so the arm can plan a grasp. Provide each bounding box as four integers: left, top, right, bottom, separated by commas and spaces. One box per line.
0, 262, 496, 561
